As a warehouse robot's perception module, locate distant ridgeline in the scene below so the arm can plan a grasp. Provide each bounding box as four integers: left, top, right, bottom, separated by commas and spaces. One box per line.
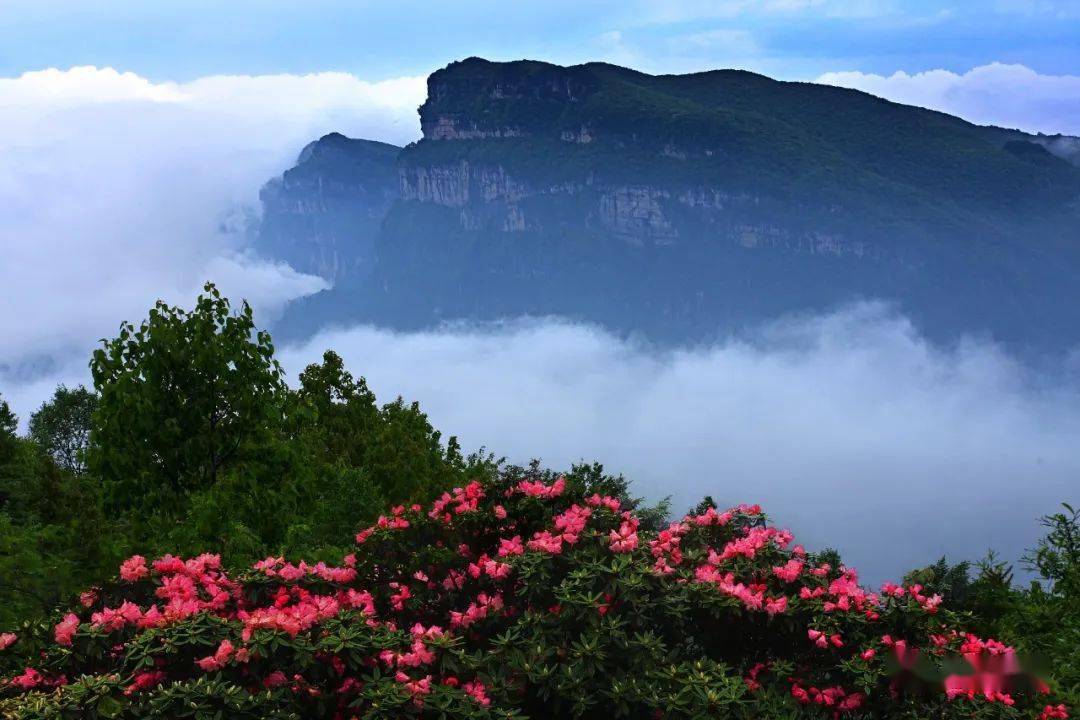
257, 57, 1080, 349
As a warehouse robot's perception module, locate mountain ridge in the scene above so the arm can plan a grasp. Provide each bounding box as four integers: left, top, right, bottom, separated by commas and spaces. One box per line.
256, 57, 1080, 351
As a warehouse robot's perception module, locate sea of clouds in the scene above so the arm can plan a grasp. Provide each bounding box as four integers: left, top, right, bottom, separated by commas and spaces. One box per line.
1, 63, 1078, 583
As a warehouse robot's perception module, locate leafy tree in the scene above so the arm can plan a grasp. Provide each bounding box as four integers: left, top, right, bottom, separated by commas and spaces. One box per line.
0, 394, 110, 627
904, 556, 974, 607
27, 385, 97, 475
1023, 503, 1080, 597
287, 350, 493, 556
0, 396, 16, 460
89, 283, 288, 519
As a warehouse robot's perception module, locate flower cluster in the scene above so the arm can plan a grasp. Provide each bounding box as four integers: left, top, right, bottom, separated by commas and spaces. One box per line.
0, 472, 1069, 720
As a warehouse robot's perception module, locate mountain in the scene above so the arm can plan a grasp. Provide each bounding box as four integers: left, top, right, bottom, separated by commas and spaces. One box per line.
258, 133, 400, 285
257, 57, 1080, 350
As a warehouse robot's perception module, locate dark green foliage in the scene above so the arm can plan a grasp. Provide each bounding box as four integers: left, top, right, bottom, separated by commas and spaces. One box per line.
1023, 504, 1080, 596
285, 349, 494, 557
0, 394, 110, 627
27, 385, 97, 475
0, 286, 493, 626
89, 282, 288, 511
904, 507, 1080, 706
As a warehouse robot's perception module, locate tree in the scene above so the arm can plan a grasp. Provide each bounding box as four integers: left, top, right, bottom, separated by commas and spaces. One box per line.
287, 350, 490, 556
27, 385, 97, 474
0, 393, 110, 627
1023, 503, 1080, 597
89, 283, 288, 518
0, 396, 16, 460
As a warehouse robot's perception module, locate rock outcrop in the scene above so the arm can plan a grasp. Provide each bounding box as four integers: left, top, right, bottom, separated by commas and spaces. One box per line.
260, 58, 1080, 350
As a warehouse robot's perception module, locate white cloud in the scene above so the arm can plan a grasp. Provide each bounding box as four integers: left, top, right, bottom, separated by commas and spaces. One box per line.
268, 306, 1080, 585
816, 63, 1080, 136
0, 66, 426, 375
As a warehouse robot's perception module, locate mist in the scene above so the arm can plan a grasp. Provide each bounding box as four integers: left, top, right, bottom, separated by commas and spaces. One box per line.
276, 306, 1080, 585
0, 66, 425, 377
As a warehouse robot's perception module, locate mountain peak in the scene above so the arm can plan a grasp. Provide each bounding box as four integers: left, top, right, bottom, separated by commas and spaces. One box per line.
262, 58, 1080, 351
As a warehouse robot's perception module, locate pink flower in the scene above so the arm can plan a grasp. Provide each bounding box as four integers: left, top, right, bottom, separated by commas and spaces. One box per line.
195, 639, 236, 672
609, 517, 640, 553
11, 668, 43, 690
124, 670, 167, 695
772, 559, 804, 583
263, 671, 288, 688
497, 536, 524, 557
54, 613, 80, 646
0, 633, 16, 651
119, 555, 149, 582
764, 596, 788, 615
515, 476, 565, 498
463, 679, 491, 706
586, 494, 622, 512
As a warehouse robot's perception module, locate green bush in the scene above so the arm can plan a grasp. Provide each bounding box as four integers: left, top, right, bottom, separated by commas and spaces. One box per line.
0, 471, 1069, 719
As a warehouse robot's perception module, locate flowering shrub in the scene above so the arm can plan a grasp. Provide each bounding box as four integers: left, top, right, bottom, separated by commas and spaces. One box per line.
0, 472, 1070, 720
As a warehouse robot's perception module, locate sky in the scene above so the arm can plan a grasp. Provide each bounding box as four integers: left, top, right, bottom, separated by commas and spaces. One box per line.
1, 0, 1079, 81
1, 0, 1079, 582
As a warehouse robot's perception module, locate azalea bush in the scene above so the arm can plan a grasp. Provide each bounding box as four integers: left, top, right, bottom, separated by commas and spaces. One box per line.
0, 470, 1071, 720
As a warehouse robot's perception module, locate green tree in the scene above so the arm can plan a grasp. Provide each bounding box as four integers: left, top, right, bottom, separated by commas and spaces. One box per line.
1023, 503, 1080, 597
0, 393, 109, 627
89, 283, 288, 517
0, 396, 16, 458
27, 385, 97, 474
285, 350, 489, 556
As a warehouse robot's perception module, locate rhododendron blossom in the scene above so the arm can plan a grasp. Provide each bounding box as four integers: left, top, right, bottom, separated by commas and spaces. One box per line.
119, 555, 149, 582
0, 474, 1067, 720
52, 614, 79, 647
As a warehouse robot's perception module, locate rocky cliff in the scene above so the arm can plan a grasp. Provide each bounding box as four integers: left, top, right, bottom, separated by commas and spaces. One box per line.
260, 58, 1080, 350
258, 133, 399, 284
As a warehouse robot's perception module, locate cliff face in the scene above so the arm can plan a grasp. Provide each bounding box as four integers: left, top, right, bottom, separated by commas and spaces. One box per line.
262, 58, 1080, 350
257, 133, 399, 284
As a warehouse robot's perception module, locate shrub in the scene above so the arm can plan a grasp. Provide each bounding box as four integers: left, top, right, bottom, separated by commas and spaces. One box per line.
0, 471, 1070, 719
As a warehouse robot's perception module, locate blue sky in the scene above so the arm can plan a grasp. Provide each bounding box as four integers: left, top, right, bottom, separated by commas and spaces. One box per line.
1, 0, 1078, 81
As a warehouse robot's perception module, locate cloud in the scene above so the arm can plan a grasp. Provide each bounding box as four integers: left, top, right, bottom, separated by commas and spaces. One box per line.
816, 63, 1080, 136
633, 0, 898, 24
268, 306, 1080, 585
0, 66, 426, 375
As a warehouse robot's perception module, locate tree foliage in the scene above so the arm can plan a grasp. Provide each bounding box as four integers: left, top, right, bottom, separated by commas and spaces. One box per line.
27, 385, 97, 475
0, 285, 486, 624
89, 283, 287, 514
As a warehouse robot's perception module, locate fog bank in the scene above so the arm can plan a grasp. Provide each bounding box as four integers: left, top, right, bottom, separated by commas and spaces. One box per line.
279, 307, 1079, 584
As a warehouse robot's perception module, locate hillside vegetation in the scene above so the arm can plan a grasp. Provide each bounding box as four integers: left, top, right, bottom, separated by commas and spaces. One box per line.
0, 285, 1076, 718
